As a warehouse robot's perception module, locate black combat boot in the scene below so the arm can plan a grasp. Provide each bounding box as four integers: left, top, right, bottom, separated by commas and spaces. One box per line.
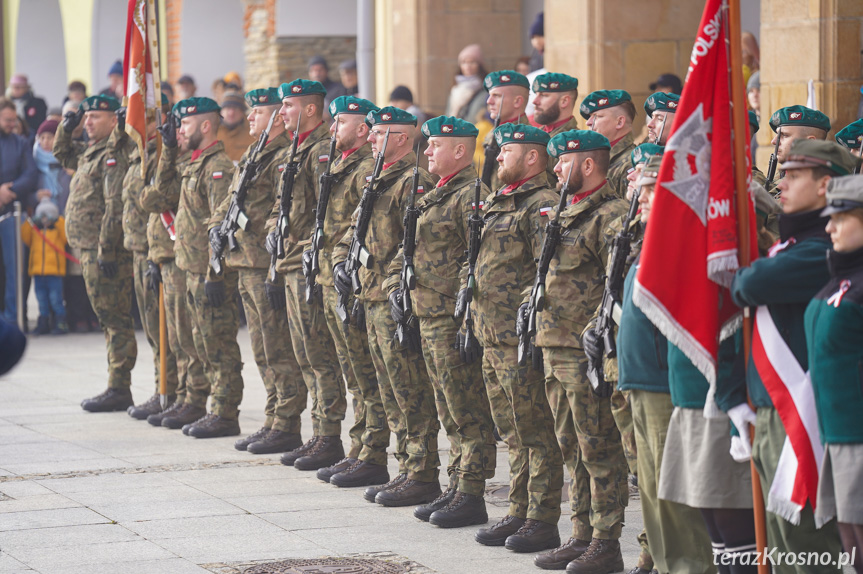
330, 460, 389, 488
280, 436, 320, 466
504, 519, 561, 553
375, 478, 441, 507
81, 387, 133, 412
475, 515, 525, 546
161, 404, 207, 429
187, 413, 240, 438
414, 487, 457, 522
247, 430, 302, 454
428, 492, 488, 528
148, 401, 182, 426
316, 457, 357, 483
234, 427, 270, 451
293, 436, 344, 470
128, 393, 175, 420
565, 538, 624, 574
364, 473, 407, 502
535, 537, 592, 570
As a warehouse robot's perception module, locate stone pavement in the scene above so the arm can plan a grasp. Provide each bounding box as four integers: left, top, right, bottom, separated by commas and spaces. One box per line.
0, 328, 644, 574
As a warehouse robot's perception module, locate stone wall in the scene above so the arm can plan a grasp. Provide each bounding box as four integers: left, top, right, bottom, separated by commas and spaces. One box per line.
165, 0, 183, 85
243, 0, 279, 90
276, 36, 358, 85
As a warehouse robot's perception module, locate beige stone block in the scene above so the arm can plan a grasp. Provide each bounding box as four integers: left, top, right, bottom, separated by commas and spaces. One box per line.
597, 42, 625, 89
623, 41, 677, 95
761, 24, 820, 82
445, 0, 493, 11
835, 20, 862, 80
763, 0, 812, 22
600, 0, 703, 42
836, 0, 863, 17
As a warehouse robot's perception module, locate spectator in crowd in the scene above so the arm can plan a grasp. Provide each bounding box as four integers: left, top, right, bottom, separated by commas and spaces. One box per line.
161, 81, 174, 106
223, 71, 243, 92
528, 12, 544, 72
337, 60, 359, 97
445, 44, 488, 124
33, 119, 70, 214
515, 56, 531, 77
176, 75, 196, 100
0, 98, 38, 324
747, 71, 760, 115
308, 55, 344, 113
648, 73, 683, 95
13, 118, 30, 139
211, 78, 227, 105
217, 91, 254, 164
742, 31, 760, 89
99, 60, 124, 100
45, 108, 63, 123
7, 75, 47, 136
21, 199, 67, 335
389, 85, 426, 123
0, 317, 26, 375
64, 81, 87, 106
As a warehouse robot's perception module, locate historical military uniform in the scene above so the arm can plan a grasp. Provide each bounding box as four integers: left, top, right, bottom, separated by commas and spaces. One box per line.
481, 71, 532, 192
53, 95, 137, 411
211, 88, 305, 455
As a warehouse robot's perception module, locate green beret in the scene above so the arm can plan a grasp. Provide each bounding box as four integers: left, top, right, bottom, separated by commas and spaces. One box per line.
329, 96, 378, 117
835, 119, 863, 150
579, 90, 632, 120
173, 97, 220, 119
79, 95, 120, 113
546, 129, 610, 158
245, 88, 280, 108
278, 79, 326, 99
494, 123, 550, 147
769, 105, 830, 133
484, 70, 530, 92
531, 73, 578, 94
421, 115, 478, 138
630, 143, 664, 169
781, 139, 860, 176
365, 106, 417, 127
161, 92, 169, 107
822, 175, 863, 216
643, 92, 680, 118
749, 110, 759, 135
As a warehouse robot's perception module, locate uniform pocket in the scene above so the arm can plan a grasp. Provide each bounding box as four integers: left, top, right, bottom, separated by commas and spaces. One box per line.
492, 215, 513, 232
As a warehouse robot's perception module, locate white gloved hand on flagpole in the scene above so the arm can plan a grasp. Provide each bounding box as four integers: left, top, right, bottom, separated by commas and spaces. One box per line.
728, 402, 758, 462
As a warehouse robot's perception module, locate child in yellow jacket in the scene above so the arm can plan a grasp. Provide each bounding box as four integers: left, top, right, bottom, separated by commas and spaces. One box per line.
21, 199, 67, 334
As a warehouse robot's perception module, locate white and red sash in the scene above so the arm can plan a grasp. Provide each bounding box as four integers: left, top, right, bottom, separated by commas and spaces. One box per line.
160, 210, 176, 241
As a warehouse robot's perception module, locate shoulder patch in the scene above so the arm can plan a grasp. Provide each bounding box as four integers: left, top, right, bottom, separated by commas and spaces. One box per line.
213, 171, 223, 179
416, 185, 424, 194
106, 158, 117, 167
278, 164, 286, 173
471, 201, 485, 210
539, 206, 553, 217
318, 154, 329, 163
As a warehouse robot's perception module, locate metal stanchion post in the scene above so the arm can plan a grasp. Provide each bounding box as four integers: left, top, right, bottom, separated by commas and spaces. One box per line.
13, 201, 23, 331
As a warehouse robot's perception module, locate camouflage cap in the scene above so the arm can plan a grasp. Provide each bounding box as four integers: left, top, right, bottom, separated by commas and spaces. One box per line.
822, 174, 863, 216
769, 105, 831, 133
579, 89, 632, 120
643, 91, 680, 118
484, 70, 530, 92
547, 129, 610, 158
531, 72, 579, 94
781, 139, 860, 176
835, 119, 863, 150
630, 143, 664, 169
278, 79, 326, 100
365, 106, 417, 127
329, 96, 378, 117
421, 115, 479, 138
749, 110, 759, 135
637, 153, 663, 186
494, 123, 550, 147
245, 88, 279, 108
173, 97, 220, 119
79, 95, 121, 113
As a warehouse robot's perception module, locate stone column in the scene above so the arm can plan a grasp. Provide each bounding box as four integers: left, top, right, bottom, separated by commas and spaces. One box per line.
243, 0, 279, 90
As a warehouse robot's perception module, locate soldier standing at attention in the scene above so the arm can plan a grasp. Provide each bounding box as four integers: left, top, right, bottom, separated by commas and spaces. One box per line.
766, 106, 831, 194
643, 92, 679, 146
469, 123, 563, 553
835, 119, 863, 159
580, 90, 637, 198
156, 97, 243, 439
54, 95, 137, 412
210, 87, 306, 455
530, 72, 580, 178
333, 107, 441, 508
383, 115, 497, 528
483, 71, 531, 191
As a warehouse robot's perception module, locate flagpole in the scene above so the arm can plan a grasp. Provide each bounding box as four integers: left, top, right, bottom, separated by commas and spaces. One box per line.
726, 1, 769, 572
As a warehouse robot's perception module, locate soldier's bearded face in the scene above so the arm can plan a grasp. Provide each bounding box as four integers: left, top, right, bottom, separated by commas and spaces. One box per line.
533, 94, 561, 126
179, 117, 203, 151
647, 111, 672, 144
555, 155, 584, 191
497, 145, 528, 184
332, 114, 361, 152
83, 111, 116, 142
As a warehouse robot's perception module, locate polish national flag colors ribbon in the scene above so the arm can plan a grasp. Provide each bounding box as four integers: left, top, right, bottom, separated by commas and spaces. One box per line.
633, 0, 759, 405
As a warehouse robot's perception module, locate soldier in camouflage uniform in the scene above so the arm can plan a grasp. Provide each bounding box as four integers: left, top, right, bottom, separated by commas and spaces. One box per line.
54, 95, 138, 412
469, 124, 564, 553
383, 115, 496, 528
766, 105, 831, 195
581, 90, 637, 198
644, 91, 679, 147
313, 96, 390, 489
210, 87, 306, 455
835, 118, 863, 160
156, 97, 243, 438
531, 72, 580, 178
482, 71, 532, 191
531, 130, 629, 574
265, 79, 345, 471
333, 107, 440, 508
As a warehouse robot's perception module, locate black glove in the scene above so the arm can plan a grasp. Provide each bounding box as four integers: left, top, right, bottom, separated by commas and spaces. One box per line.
456, 329, 483, 364
351, 300, 366, 332
62, 108, 84, 132
205, 280, 225, 307
265, 229, 279, 255
389, 289, 406, 324
530, 343, 544, 372
145, 260, 161, 293
301, 249, 313, 278
400, 322, 422, 354
516, 302, 530, 338
209, 227, 226, 260
582, 327, 603, 366
453, 287, 470, 320
158, 113, 178, 148
116, 107, 127, 131
98, 258, 117, 279
334, 262, 351, 298
266, 281, 286, 310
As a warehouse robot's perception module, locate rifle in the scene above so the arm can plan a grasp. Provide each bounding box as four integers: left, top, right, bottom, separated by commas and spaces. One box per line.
480, 95, 504, 187
211, 109, 278, 275
269, 115, 302, 283
305, 122, 338, 304
336, 128, 390, 323
459, 176, 485, 357
394, 142, 423, 346
586, 182, 642, 396
518, 161, 574, 367
766, 126, 781, 184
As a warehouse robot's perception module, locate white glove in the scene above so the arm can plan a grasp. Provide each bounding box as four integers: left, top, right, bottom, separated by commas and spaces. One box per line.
727, 403, 757, 462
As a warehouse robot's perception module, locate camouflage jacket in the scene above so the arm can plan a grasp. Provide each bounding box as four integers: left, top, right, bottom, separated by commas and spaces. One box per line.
544, 115, 580, 180
317, 144, 375, 287
471, 172, 558, 347
122, 138, 159, 253
384, 165, 489, 318
334, 151, 435, 303
53, 124, 129, 258
157, 142, 235, 278
481, 114, 531, 191
143, 151, 191, 264
267, 122, 331, 274
211, 130, 290, 270
607, 132, 637, 198
535, 181, 628, 348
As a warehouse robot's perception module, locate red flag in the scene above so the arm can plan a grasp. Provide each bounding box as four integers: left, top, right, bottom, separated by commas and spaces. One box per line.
633, 0, 758, 398
123, 0, 162, 176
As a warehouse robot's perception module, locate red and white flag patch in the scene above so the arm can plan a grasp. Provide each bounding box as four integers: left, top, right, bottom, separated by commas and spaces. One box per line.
539, 206, 553, 217
471, 201, 485, 210
416, 186, 425, 194
213, 171, 223, 179
106, 158, 117, 167
319, 155, 329, 163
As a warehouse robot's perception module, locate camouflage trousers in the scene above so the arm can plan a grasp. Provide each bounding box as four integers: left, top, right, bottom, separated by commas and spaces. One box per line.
482, 344, 563, 525
419, 316, 495, 497
610, 388, 638, 476
80, 248, 137, 389
238, 268, 306, 433
161, 260, 208, 406
284, 270, 343, 437
322, 286, 388, 464
365, 300, 439, 481
132, 251, 178, 396
185, 270, 244, 419
544, 347, 628, 540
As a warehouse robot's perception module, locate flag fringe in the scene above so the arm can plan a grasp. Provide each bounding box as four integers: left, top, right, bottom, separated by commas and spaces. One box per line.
707, 250, 739, 289
766, 496, 803, 526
